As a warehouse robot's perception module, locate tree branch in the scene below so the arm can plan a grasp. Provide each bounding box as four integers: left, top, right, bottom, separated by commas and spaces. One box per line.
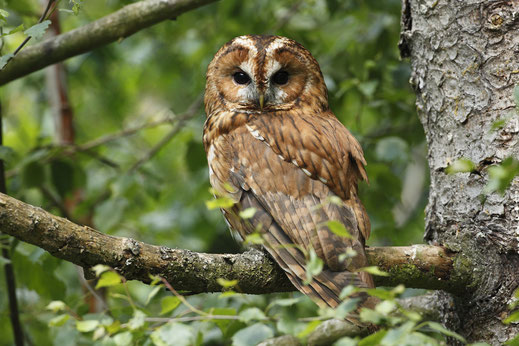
0, 0, 218, 85
0, 192, 470, 294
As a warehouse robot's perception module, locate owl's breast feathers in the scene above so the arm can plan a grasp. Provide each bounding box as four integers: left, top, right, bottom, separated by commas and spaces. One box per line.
204, 109, 375, 309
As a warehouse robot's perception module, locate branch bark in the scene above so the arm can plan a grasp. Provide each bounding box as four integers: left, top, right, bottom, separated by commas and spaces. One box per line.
0, 192, 470, 294
0, 0, 218, 85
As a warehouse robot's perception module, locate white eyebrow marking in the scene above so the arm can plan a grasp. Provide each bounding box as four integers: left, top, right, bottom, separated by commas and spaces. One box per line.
319, 176, 328, 184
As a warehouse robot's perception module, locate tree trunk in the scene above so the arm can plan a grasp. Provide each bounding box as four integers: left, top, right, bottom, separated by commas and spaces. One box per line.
401, 0, 519, 343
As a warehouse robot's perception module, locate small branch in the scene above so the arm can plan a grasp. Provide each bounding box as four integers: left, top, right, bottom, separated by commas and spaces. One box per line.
0, 0, 219, 85
0, 192, 471, 295
9, 0, 56, 60
0, 103, 24, 345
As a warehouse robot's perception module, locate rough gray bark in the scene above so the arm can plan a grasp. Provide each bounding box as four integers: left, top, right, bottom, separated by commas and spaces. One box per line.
401, 0, 519, 344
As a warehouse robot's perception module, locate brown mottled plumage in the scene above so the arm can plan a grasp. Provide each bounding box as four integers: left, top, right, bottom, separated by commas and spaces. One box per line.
203, 35, 376, 312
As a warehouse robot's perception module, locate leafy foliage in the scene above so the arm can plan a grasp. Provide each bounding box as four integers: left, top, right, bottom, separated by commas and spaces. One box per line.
0, 0, 441, 344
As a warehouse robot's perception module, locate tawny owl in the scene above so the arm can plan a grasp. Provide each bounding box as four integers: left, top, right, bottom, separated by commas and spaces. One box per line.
203, 35, 375, 311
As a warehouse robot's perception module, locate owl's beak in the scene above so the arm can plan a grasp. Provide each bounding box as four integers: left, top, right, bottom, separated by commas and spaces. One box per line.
259, 94, 265, 109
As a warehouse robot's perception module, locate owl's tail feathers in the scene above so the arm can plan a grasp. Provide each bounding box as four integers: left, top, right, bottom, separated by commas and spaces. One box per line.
285, 268, 378, 310
261, 227, 379, 312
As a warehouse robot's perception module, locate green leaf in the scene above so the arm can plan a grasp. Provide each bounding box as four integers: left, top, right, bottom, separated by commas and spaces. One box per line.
48, 314, 70, 327
0, 9, 9, 22
5, 24, 25, 36
76, 320, 99, 333
24, 20, 51, 39
375, 300, 396, 315
244, 233, 264, 245
334, 337, 357, 346
92, 326, 105, 341
375, 137, 409, 163
21, 160, 46, 188
505, 334, 519, 345
381, 321, 415, 345
422, 321, 466, 343
359, 308, 385, 324
209, 307, 241, 337
46, 300, 67, 312
446, 158, 476, 174
485, 157, 519, 194
239, 307, 267, 323
363, 288, 394, 300
128, 310, 146, 330
339, 285, 356, 299
333, 298, 360, 319
358, 329, 387, 346
358, 80, 378, 98
219, 291, 238, 298
298, 320, 321, 339
326, 220, 352, 238
304, 248, 324, 284
217, 278, 238, 288
185, 140, 207, 172
339, 248, 358, 263
151, 322, 195, 346
160, 296, 181, 315
113, 331, 133, 346
145, 285, 162, 305
50, 159, 76, 197
358, 266, 390, 277
504, 310, 519, 324
205, 196, 235, 210
239, 207, 257, 219
0, 53, 13, 69
69, 0, 83, 15
91, 264, 110, 277
231, 323, 273, 346
95, 271, 121, 289
267, 297, 302, 310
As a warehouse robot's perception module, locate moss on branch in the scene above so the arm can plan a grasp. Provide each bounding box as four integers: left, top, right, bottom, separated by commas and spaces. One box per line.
0, 193, 469, 294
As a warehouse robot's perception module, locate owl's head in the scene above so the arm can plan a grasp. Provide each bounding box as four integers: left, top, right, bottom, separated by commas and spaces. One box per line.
205, 35, 328, 115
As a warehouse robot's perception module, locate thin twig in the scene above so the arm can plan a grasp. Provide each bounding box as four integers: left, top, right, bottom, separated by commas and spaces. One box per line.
160, 277, 208, 317
0, 103, 24, 345
145, 315, 242, 323
119, 275, 137, 310
39, 185, 72, 220
77, 112, 176, 152
5, 0, 57, 67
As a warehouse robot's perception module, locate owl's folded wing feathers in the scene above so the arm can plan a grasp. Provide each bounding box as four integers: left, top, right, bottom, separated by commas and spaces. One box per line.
219, 120, 374, 308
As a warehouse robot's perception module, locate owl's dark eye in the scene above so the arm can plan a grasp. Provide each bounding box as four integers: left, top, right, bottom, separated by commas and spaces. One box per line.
233, 71, 251, 85
272, 70, 289, 85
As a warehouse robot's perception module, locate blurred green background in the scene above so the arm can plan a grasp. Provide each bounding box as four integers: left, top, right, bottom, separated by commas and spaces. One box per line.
0, 0, 427, 344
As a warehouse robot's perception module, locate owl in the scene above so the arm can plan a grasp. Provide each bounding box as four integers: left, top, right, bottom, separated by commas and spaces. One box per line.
203, 35, 376, 311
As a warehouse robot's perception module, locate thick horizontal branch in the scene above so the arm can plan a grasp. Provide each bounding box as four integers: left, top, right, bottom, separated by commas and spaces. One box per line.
0, 193, 470, 294
0, 0, 218, 85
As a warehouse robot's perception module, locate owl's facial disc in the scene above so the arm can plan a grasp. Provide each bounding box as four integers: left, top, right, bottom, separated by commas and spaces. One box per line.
206, 35, 328, 114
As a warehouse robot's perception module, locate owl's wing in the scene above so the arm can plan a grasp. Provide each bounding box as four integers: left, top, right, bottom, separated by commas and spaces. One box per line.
218, 118, 374, 309
247, 110, 371, 241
